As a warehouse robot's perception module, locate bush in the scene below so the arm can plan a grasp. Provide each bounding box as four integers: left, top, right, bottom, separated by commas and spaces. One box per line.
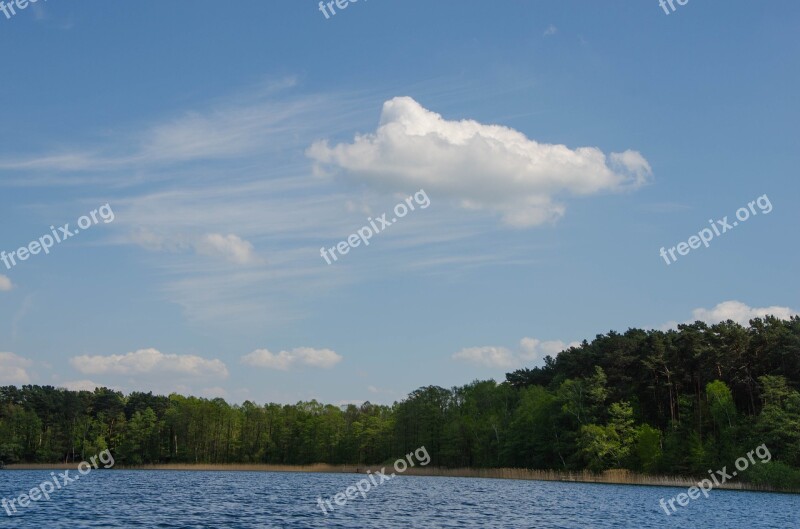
745, 461, 800, 490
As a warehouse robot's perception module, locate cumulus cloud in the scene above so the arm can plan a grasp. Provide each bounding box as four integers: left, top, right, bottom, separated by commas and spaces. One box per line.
70, 348, 229, 377
0, 275, 13, 291
337, 399, 365, 407
663, 301, 799, 329
307, 96, 651, 227
0, 352, 33, 384
199, 386, 229, 399
453, 338, 579, 369
241, 347, 342, 370
452, 346, 517, 369
59, 380, 112, 392
519, 338, 577, 361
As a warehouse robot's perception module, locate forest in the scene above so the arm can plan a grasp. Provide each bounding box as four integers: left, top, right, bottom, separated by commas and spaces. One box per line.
2, 316, 799, 488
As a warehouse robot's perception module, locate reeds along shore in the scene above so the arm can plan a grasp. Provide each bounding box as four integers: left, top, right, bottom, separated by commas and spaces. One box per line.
5, 464, 797, 494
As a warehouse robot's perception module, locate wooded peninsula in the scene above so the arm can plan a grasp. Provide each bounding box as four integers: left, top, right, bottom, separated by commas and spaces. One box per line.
2, 317, 799, 490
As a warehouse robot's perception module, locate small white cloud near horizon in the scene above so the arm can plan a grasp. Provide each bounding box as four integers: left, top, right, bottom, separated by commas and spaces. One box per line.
519, 338, 577, 361
307, 96, 651, 227
0, 275, 13, 291
662, 300, 798, 329
58, 380, 114, 392
543, 24, 558, 37
336, 399, 365, 407
0, 352, 33, 384
453, 346, 517, 369
200, 386, 229, 399
70, 348, 229, 377
453, 338, 579, 369
241, 347, 343, 370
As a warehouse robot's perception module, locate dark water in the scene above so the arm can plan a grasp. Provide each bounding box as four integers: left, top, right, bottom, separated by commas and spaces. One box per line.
0, 470, 796, 528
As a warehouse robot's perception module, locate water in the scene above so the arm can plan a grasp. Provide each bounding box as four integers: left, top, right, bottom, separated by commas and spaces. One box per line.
0, 470, 796, 528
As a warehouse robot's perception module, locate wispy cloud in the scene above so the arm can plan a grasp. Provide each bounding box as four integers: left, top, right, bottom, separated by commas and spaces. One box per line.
195, 233, 261, 265
0, 83, 564, 327
0, 77, 337, 178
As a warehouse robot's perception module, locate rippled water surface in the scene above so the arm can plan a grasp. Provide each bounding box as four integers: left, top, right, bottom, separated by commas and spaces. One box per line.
0, 470, 797, 528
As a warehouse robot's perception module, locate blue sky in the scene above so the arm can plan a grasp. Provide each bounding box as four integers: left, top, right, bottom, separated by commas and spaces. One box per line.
1, 0, 798, 405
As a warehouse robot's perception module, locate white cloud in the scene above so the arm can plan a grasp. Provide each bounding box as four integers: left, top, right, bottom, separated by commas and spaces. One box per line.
0, 352, 33, 384
543, 24, 558, 37
129, 230, 261, 266
241, 347, 342, 370
519, 338, 577, 362
200, 386, 229, 399
336, 399, 365, 407
195, 233, 260, 265
128, 228, 180, 252
59, 380, 111, 392
0, 275, 12, 291
453, 337, 579, 369
70, 348, 229, 377
0, 77, 319, 174
307, 96, 651, 227
452, 346, 517, 368
665, 301, 798, 328
1, 83, 541, 328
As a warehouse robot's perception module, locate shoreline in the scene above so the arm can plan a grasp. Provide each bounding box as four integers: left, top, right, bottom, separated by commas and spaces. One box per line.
4, 464, 797, 494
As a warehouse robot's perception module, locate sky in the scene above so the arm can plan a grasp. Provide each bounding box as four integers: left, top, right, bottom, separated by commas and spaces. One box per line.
1, 0, 798, 406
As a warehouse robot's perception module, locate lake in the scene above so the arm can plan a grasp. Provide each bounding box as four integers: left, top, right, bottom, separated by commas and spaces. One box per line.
0, 470, 796, 528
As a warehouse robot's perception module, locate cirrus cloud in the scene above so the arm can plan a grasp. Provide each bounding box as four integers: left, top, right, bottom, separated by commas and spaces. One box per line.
241, 347, 342, 370
307, 96, 651, 227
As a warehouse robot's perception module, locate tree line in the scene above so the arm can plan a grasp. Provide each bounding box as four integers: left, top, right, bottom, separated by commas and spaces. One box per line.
1, 316, 799, 488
